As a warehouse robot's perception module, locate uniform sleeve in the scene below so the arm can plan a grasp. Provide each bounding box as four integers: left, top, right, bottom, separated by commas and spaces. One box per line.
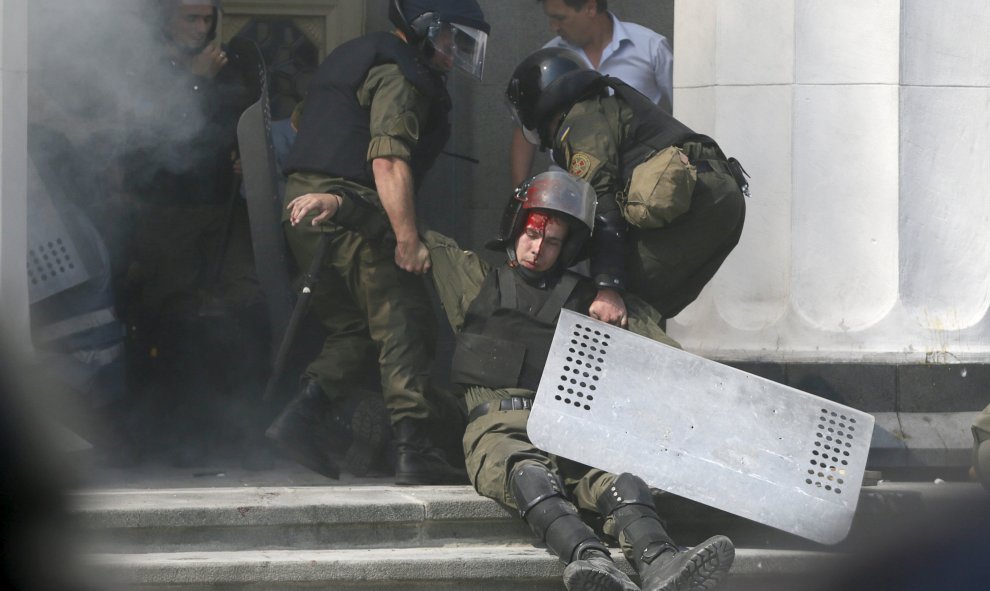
421, 230, 491, 333
624, 293, 681, 349
554, 99, 629, 290
358, 63, 432, 162
554, 98, 623, 216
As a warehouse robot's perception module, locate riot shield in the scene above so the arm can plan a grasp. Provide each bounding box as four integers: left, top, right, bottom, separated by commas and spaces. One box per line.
528, 310, 875, 545
25, 158, 95, 304
233, 37, 294, 348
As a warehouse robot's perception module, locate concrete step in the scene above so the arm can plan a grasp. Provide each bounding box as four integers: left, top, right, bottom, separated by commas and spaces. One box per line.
71, 479, 989, 589
71, 481, 987, 554
86, 546, 839, 591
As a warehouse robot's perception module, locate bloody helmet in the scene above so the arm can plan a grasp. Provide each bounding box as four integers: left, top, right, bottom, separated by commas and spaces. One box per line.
505, 47, 604, 148
487, 170, 597, 269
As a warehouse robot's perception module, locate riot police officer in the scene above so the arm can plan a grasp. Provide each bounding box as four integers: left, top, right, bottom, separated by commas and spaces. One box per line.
505, 47, 747, 327
268, 0, 490, 485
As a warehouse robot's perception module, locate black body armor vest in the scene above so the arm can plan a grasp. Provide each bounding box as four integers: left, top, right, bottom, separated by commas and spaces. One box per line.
450, 267, 595, 391
284, 32, 451, 189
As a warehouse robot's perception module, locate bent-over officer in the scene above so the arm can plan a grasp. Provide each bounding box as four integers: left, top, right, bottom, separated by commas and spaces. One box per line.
506, 47, 748, 328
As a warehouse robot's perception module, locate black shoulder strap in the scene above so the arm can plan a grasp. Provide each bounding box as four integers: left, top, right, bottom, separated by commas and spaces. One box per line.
535, 272, 580, 324
496, 265, 517, 310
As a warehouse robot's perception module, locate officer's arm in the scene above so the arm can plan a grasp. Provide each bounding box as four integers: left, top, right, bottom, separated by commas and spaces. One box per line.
373, 156, 429, 274
421, 230, 491, 332
554, 106, 630, 326
362, 64, 433, 274
286, 188, 392, 243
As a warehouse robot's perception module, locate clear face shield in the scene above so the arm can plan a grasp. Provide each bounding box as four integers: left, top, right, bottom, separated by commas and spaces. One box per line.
504, 79, 541, 145
427, 21, 487, 80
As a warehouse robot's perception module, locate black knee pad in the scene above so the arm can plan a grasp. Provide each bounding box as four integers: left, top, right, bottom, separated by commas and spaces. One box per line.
510, 461, 567, 518
597, 473, 656, 516
597, 473, 672, 566
510, 462, 606, 563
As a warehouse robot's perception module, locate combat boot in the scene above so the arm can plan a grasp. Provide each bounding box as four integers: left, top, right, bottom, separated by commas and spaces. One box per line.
563, 548, 640, 591
392, 418, 468, 485
265, 381, 344, 479
512, 462, 640, 591
636, 536, 734, 591
598, 474, 734, 591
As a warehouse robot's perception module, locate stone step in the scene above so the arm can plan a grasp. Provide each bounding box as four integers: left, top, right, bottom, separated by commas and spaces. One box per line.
72, 479, 989, 590
71, 482, 987, 554
86, 546, 839, 591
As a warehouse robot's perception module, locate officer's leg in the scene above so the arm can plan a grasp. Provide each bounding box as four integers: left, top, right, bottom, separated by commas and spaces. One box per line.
598, 473, 734, 591
274, 223, 382, 479
462, 396, 636, 591
629, 153, 745, 319
344, 234, 465, 485
512, 462, 639, 591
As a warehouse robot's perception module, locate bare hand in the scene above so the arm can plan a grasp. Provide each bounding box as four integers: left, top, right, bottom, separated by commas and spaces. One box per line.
589, 288, 627, 327
190, 44, 227, 78
395, 238, 431, 275
286, 193, 342, 226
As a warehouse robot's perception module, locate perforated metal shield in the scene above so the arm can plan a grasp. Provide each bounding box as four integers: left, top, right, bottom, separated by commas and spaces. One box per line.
26, 159, 94, 304
235, 38, 294, 346
528, 310, 875, 545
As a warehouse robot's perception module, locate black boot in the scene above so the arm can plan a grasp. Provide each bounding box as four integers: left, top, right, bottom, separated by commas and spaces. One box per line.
511, 462, 640, 591
597, 474, 734, 591
265, 381, 344, 479
636, 536, 734, 591
392, 417, 468, 485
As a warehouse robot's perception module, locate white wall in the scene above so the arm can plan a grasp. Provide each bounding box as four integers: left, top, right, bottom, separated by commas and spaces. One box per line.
670, 0, 990, 364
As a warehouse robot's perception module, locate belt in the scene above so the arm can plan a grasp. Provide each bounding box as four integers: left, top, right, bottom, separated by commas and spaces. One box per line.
467, 396, 534, 423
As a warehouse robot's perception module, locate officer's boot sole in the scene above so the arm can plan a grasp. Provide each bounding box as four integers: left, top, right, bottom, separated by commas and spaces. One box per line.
562, 554, 640, 591
641, 535, 734, 591
343, 398, 387, 477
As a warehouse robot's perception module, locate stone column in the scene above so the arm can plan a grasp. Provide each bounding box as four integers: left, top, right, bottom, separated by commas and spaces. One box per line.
669, 1, 989, 466
670, 0, 990, 367
0, 0, 29, 345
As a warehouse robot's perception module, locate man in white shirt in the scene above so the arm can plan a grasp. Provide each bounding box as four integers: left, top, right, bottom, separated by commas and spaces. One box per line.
510, 0, 674, 186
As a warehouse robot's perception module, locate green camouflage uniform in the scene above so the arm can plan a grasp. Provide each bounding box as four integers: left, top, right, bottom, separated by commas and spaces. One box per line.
283, 64, 441, 424
423, 229, 678, 551
551, 95, 746, 318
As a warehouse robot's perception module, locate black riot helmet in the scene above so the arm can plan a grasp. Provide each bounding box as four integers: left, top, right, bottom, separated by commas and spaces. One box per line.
487, 171, 597, 270
505, 47, 604, 148
388, 0, 491, 80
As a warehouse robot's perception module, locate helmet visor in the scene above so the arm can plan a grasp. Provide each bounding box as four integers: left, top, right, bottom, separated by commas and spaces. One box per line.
429, 22, 487, 80
504, 94, 542, 145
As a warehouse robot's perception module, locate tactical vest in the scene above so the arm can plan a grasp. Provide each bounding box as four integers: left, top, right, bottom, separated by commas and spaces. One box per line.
284, 32, 451, 190
450, 267, 594, 391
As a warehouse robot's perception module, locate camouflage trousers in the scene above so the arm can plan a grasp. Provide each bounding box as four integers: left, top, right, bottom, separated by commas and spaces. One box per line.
628, 140, 747, 319
283, 175, 440, 424
464, 387, 657, 555
463, 386, 616, 512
